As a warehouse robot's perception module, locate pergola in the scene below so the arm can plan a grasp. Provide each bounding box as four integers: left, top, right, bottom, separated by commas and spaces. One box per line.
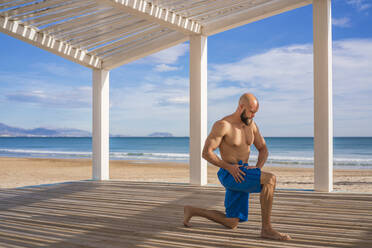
1, 0, 333, 192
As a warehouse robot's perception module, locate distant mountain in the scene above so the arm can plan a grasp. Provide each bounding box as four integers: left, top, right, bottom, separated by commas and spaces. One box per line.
148, 132, 173, 137
0, 123, 174, 137
0, 123, 91, 137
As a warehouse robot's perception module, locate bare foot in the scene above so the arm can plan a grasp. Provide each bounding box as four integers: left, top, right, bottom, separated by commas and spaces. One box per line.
183, 206, 193, 227
261, 228, 291, 241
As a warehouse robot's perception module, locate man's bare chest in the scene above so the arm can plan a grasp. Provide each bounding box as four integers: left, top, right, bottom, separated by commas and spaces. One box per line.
223, 126, 254, 148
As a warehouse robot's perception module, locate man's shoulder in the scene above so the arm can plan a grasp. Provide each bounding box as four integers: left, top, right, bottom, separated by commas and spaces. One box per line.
251, 120, 259, 132
215, 117, 233, 127
212, 118, 233, 134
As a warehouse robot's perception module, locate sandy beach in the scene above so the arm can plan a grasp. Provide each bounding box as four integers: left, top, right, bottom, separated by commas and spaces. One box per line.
0, 157, 371, 192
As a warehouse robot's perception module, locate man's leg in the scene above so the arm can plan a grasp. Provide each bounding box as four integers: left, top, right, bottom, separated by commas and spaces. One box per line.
184, 206, 239, 229
260, 171, 291, 240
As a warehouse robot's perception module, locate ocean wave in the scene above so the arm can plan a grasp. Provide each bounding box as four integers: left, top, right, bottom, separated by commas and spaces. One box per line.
0, 149, 189, 161
110, 152, 189, 161
250, 155, 372, 167
0, 148, 371, 167
0, 148, 91, 156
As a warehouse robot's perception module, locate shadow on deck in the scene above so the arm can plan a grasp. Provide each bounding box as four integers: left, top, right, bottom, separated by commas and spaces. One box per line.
0, 181, 371, 248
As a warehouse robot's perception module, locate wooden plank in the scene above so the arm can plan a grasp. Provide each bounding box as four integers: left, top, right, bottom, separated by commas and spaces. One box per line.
96, 0, 202, 34
176, 0, 253, 20
75, 28, 143, 52
202, 0, 312, 36
89, 26, 165, 56
156, 0, 214, 14
56, 15, 140, 42
9, 0, 97, 21
97, 28, 173, 58
40, 9, 122, 34
51, 12, 132, 37
0, 181, 371, 248
19, 3, 102, 26
2, 0, 77, 17
102, 31, 187, 69
188, 0, 272, 22
44, 13, 131, 47
26, 4, 109, 27
77, 21, 154, 50
0, 15, 101, 69
0, 0, 37, 10
77, 23, 157, 51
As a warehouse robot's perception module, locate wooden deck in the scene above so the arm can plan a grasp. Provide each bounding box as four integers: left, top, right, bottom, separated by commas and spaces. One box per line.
0, 181, 371, 248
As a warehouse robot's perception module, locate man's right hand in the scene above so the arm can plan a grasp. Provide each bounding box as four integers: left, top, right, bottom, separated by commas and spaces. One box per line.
226, 164, 246, 183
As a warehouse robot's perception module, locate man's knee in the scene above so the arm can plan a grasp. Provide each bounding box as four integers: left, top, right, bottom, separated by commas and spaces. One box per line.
226, 218, 239, 229
270, 174, 276, 185
261, 172, 276, 186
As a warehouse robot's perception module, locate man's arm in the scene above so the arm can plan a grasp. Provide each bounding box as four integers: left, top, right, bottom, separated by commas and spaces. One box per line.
202, 120, 245, 183
253, 122, 269, 169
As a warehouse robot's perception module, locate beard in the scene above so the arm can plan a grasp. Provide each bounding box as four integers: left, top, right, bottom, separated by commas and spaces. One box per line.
240, 110, 253, 126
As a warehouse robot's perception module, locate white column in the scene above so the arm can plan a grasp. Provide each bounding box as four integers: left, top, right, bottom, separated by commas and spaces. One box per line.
189, 35, 208, 185
92, 69, 110, 180
313, 0, 333, 192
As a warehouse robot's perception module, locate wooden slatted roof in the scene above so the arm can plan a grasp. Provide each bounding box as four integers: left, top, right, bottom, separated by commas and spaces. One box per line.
0, 0, 312, 70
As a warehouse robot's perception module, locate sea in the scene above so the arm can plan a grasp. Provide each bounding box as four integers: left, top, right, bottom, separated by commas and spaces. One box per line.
0, 137, 371, 169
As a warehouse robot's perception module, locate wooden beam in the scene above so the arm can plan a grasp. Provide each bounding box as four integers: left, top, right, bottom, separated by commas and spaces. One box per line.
202, 0, 312, 36
313, 0, 333, 192
0, 16, 101, 69
189, 35, 208, 186
96, 0, 202, 35
101, 31, 187, 70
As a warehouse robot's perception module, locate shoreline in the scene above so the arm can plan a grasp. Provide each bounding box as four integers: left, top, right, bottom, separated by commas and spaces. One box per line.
0, 157, 371, 192
1, 155, 372, 170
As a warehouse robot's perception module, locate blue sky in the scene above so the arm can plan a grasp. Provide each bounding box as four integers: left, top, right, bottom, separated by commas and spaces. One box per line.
0, 0, 371, 137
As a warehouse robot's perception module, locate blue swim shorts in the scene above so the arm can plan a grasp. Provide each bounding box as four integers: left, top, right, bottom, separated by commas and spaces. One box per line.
217, 160, 262, 222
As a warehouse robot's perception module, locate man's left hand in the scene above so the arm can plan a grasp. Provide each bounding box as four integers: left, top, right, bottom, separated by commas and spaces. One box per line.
244, 165, 257, 169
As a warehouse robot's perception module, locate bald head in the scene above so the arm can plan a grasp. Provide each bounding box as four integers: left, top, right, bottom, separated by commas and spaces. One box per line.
237, 93, 259, 126
239, 93, 259, 110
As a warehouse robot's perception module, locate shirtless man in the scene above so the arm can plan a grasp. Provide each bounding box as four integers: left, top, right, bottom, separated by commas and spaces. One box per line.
183, 93, 291, 241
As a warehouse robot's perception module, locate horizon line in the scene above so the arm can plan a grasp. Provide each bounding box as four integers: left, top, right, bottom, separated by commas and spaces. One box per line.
0, 136, 371, 138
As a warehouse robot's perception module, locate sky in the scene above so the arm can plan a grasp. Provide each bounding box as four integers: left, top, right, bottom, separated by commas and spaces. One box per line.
0, 0, 371, 137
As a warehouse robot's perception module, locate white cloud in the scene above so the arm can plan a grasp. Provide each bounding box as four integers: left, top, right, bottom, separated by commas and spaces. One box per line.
154, 64, 181, 72
137, 43, 189, 65
108, 75, 190, 135
158, 96, 189, 106
129, 43, 188, 78
209, 44, 313, 91
208, 85, 244, 101
346, 0, 372, 11
332, 17, 351, 28
2, 38, 371, 136
207, 39, 372, 136
6, 86, 92, 108
31, 62, 90, 79
108, 39, 372, 136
